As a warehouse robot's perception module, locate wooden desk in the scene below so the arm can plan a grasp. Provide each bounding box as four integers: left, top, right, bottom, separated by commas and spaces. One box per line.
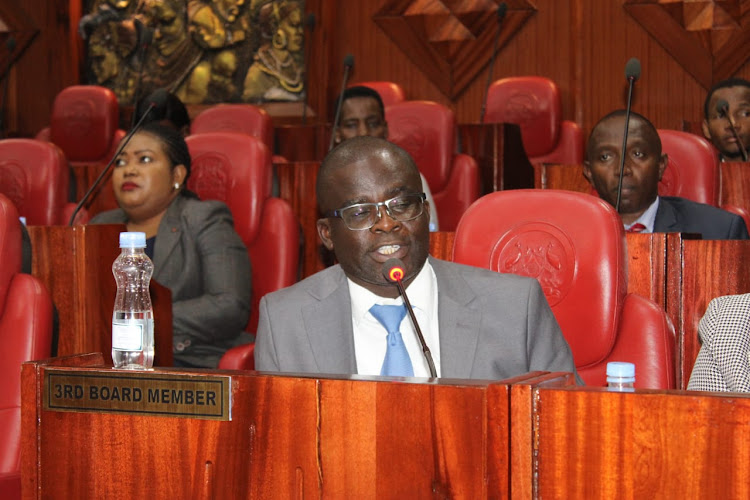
517, 384, 750, 497
21, 355, 570, 499
457, 122, 534, 195
27, 224, 173, 366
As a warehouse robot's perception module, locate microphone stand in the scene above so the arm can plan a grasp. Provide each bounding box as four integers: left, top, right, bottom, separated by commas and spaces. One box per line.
615, 76, 637, 213
393, 276, 437, 378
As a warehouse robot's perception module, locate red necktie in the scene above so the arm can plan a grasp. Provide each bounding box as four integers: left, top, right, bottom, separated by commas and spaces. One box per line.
627, 223, 646, 233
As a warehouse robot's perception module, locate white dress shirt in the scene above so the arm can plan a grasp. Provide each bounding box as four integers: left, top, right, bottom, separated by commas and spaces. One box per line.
624, 196, 660, 233
348, 261, 441, 377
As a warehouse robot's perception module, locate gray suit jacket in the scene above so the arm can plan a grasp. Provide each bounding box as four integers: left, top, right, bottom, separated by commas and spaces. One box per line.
255, 257, 579, 381
654, 196, 749, 240
687, 293, 750, 392
90, 196, 251, 368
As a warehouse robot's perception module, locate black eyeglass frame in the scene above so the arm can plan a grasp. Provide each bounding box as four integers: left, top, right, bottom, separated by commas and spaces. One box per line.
325, 192, 427, 231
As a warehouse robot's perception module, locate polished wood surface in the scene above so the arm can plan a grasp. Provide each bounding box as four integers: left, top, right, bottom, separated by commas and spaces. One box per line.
533, 163, 591, 192
21, 355, 539, 499
720, 161, 750, 213
27, 224, 173, 367
458, 123, 534, 195
524, 386, 750, 498
671, 239, 750, 389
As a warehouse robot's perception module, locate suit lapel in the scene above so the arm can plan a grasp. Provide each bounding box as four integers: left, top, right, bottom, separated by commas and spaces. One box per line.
152, 197, 184, 283
302, 267, 357, 374
653, 197, 679, 232
431, 259, 481, 379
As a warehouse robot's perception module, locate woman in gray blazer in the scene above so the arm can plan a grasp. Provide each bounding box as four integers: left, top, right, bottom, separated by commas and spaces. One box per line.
90, 122, 251, 368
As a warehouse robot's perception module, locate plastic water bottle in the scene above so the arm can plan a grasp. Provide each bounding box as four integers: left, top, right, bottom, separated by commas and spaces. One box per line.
606, 362, 636, 391
112, 232, 154, 369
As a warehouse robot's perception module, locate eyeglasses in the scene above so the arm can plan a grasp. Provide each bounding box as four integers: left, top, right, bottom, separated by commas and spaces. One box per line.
326, 193, 427, 230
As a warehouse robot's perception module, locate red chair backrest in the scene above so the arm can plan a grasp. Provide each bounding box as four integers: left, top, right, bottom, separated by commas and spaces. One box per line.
658, 129, 720, 205
191, 104, 274, 152
186, 132, 298, 333
0, 139, 70, 225
484, 76, 583, 165
386, 100, 480, 231
355, 81, 406, 107
0, 194, 53, 474
44, 85, 122, 162
453, 189, 675, 388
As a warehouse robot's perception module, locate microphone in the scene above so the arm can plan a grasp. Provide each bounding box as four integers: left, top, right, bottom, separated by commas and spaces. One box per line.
130, 19, 154, 124
716, 98, 749, 162
0, 36, 17, 139
382, 258, 437, 378
68, 88, 170, 226
479, 2, 508, 123
301, 13, 316, 125
615, 57, 641, 213
329, 54, 355, 151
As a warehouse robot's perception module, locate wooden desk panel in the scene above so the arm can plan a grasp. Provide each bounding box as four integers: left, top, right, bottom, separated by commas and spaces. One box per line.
22, 355, 525, 499
526, 387, 750, 498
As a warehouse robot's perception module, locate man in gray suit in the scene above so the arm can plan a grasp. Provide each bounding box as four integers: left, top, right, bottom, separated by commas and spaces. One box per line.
255, 136, 579, 381
583, 110, 748, 239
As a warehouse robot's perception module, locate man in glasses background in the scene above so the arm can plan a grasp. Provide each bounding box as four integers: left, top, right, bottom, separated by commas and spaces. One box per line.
255, 136, 579, 381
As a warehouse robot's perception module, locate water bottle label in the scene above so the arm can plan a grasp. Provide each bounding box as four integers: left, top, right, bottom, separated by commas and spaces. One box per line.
112, 319, 151, 350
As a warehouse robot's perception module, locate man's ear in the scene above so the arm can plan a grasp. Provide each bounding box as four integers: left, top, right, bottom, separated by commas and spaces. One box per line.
701, 119, 712, 141
582, 160, 594, 185
317, 218, 335, 251
657, 153, 668, 180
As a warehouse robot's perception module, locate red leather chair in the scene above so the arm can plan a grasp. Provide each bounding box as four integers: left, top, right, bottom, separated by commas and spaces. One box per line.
0, 194, 53, 497
453, 189, 676, 388
354, 81, 406, 107
36, 85, 126, 215
386, 101, 480, 231
658, 129, 720, 205
483, 76, 583, 166
185, 132, 299, 340
0, 139, 86, 225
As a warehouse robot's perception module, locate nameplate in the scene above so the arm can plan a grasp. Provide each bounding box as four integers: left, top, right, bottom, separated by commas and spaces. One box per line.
43, 370, 231, 421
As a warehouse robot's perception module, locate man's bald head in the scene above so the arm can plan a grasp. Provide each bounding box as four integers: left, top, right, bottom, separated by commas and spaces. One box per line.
586, 109, 662, 161
317, 136, 420, 213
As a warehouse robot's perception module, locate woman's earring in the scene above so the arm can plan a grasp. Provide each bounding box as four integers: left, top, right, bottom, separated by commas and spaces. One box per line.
174, 183, 180, 190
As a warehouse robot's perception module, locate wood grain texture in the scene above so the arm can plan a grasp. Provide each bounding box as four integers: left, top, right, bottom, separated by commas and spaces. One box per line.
27, 224, 173, 367
530, 387, 750, 498
22, 357, 519, 499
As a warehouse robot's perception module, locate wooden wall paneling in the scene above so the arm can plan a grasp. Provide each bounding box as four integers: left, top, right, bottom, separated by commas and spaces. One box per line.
531, 386, 750, 498
671, 239, 750, 389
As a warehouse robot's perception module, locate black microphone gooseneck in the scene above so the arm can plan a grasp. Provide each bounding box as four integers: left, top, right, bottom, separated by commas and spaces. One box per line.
382, 258, 437, 378
479, 2, 507, 123
615, 57, 641, 213
130, 19, 154, 126
716, 98, 749, 162
68, 88, 169, 226
301, 13, 316, 125
329, 54, 355, 151
0, 37, 17, 139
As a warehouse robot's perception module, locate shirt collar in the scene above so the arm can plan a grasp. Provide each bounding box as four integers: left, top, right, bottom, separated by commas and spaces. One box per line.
349, 260, 435, 326
624, 196, 660, 233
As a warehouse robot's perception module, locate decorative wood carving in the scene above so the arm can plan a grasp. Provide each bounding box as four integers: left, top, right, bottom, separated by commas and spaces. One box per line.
373, 0, 537, 98
624, 0, 750, 88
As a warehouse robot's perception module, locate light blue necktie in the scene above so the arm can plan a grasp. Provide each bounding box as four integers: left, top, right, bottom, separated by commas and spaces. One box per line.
369, 304, 413, 376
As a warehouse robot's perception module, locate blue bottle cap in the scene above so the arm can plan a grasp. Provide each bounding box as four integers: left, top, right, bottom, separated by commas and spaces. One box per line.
606, 361, 636, 380
119, 231, 147, 248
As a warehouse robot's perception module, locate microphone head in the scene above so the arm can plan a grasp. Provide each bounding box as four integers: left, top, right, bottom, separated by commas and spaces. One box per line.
343, 54, 354, 68
625, 57, 641, 81
5, 36, 16, 52
145, 88, 170, 114
497, 2, 508, 21
306, 13, 316, 30
382, 258, 405, 283
716, 98, 730, 116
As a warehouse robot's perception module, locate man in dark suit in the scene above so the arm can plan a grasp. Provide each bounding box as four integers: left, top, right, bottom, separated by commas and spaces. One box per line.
255, 136, 580, 381
583, 110, 749, 239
